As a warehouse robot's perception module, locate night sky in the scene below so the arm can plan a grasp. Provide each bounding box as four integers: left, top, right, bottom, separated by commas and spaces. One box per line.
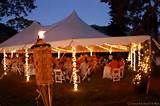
27, 0, 111, 26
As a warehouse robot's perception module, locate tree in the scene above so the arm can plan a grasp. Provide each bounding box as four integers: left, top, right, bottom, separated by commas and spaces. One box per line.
0, 0, 36, 30
101, 0, 160, 38
128, 0, 160, 38
0, 23, 17, 43
7, 17, 33, 31
101, 0, 130, 36
91, 25, 108, 35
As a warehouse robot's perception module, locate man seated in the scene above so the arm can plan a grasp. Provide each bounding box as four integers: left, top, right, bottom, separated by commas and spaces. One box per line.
109, 56, 119, 72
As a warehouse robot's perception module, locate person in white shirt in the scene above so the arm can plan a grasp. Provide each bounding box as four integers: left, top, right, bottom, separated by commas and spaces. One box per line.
79, 58, 88, 78
103, 62, 112, 79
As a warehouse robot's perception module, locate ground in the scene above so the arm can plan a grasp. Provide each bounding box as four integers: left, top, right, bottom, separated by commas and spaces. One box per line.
0, 72, 159, 106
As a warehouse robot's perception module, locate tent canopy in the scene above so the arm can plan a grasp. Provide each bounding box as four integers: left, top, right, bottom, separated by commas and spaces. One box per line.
0, 11, 107, 49
0, 22, 41, 47
44, 11, 107, 42
0, 11, 150, 53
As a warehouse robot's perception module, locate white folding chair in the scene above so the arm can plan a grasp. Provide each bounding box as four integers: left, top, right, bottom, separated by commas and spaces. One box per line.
112, 68, 121, 82
54, 69, 65, 83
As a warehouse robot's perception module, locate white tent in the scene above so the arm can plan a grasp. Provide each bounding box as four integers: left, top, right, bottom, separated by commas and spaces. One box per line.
44, 11, 107, 41
0, 22, 42, 49
0, 11, 107, 50
0, 11, 150, 52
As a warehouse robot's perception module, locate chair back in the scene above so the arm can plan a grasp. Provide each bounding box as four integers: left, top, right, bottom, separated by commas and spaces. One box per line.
112, 68, 120, 82
54, 69, 65, 83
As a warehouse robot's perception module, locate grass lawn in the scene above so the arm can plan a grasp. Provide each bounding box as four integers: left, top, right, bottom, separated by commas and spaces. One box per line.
0, 71, 159, 106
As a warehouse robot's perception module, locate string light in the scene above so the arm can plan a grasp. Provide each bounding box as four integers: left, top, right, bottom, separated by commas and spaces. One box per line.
11, 50, 16, 58
97, 45, 110, 51
132, 41, 151, 85
131, 47, 133, 68
104, 43, 128, 51
133, 48, 136, 71
25, 48, 30, 82
16, 54, 19, 57
54, 47, 71, 53
127, 51, 131, 61
52, 48, 61, 58
58, 51, 60, 59
138, 43, 141, 62
132, 73, 141, 85
109, 47, 112, 54
3, 49, 7, 75
85, 46, 92, 56
72, 47, 78, 91
130, 43, 137, 70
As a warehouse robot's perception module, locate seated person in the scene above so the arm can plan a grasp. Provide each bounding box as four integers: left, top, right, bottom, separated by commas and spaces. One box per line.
118, 58, 125, 68
109, 56, 119, 72
103, 62, 112, 79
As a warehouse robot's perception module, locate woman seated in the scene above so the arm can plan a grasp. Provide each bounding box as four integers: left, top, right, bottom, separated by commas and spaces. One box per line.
103, 62, 112, 79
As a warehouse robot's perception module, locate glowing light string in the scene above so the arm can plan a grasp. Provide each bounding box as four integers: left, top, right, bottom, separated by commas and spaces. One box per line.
58, 51, 60, 59
3, 49, 7, 75
133, 48, 136, 71
85, 46, 92, 56
132, 40, 151, 86
104, 43, 128, 51
11, 50, 16, 58
109, 47, 112, 54
138, 43, 141, 62
97, 45, 110, 52
131, 47, 133, 68
72, 47, 78, 91
52, 48, 61, 59
25, 48, 30, 82
54, 47, 71, 53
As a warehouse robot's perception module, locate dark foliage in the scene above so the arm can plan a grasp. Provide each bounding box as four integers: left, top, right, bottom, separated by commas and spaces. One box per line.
101, 0, 160, 38
7, 17, 33, 31
0, 0, 36, 30
0, 0, 36, 18
91, 24, 129, 36
91, 25, 108, 35
0, 23, 17, 43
